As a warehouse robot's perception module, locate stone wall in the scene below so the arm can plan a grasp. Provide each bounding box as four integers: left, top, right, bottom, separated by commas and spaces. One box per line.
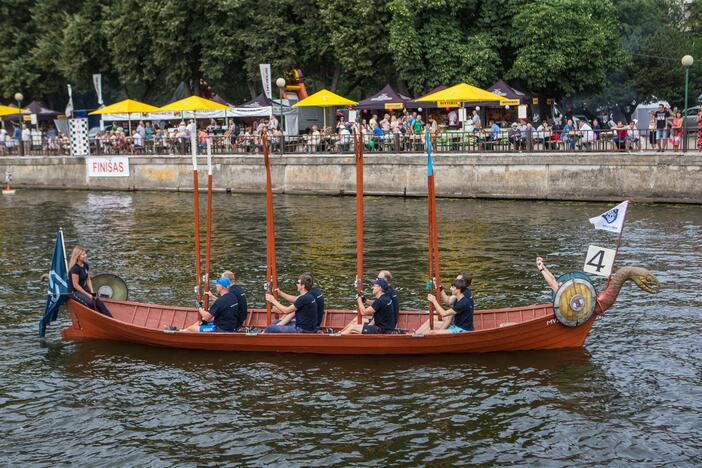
1, 152, 700, 203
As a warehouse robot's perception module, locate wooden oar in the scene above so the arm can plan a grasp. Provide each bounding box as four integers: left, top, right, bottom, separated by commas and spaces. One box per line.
191, 129, 202, 304
354, 127, 364, 324
203, 137, 213, 309
262, 130, 278, 325
426, 128, 442, 329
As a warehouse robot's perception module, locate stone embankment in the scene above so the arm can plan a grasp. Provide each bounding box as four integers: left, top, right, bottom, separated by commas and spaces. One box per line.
1, 152, 700, 203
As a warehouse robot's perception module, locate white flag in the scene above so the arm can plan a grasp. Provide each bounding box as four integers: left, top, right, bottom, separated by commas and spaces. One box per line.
65, 84, 74, 118
259, 64, 272, 99
92, 74, 104, 107
589, 200, 629, 233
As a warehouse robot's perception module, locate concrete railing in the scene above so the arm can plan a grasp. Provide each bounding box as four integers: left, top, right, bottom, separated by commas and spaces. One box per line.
1, 152, 700, 204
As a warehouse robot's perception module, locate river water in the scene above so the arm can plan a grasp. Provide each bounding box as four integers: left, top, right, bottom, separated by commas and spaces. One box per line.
0, 190, 700, 466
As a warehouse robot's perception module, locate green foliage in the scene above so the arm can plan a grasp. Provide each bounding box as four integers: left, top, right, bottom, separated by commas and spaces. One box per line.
508, 0, 627, 97
0, 0, 699, 110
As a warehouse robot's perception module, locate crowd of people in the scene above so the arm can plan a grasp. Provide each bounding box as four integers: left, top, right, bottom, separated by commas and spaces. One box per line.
3, 104, 702, 156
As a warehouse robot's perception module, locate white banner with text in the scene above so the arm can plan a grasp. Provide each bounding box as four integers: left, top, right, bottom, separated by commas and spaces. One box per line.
86, 157, 130, 177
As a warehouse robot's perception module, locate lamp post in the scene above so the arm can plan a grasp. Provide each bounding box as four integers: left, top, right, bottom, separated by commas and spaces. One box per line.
276, 77, 286, 154
14, 92, 24, 156
682, 55, 694, 152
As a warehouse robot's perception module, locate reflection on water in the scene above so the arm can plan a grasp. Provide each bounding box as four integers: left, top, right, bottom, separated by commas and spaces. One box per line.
0, 190, 700, 465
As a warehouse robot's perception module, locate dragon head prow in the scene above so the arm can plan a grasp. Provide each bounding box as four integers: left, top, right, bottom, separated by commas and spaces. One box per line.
616, 266, 660, 294
596, 266, 660, 312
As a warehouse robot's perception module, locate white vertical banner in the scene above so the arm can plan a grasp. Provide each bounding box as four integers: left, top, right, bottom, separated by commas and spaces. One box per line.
65, 84, 74, 118
260, 64, 272, 99
92, 74, 104, 107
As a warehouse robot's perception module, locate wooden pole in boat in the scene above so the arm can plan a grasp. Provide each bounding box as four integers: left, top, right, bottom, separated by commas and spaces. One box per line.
203, 137, 213, 309
262, 130, 278, 325
426, 128, 442, 329
354, 127, 364, 324
191, 129, 202, 304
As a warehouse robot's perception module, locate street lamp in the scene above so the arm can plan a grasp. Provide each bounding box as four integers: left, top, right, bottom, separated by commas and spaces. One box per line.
276, 77, 286, 154
14, 92, 24, 156
682, 55, 693, 152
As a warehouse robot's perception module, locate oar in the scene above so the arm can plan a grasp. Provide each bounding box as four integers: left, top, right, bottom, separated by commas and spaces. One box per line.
262, 130, 278, 325
426, 128, 442, 328
203, 137, 213, 309
354, 127, 364, 324
191, 128, 202, 304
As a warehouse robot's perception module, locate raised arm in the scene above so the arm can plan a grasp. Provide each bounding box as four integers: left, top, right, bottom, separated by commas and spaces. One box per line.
536, 256, 559, 292
265, 294, 296, 315
275, 288, 297, 302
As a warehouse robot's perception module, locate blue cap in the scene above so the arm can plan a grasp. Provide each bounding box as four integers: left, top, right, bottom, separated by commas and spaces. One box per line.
371, 278, 389, 291
213, 277, 230, 288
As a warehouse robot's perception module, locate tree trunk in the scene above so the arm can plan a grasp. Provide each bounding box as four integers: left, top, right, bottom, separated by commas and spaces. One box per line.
330, 64, 341, 92
247, 81, 257, 100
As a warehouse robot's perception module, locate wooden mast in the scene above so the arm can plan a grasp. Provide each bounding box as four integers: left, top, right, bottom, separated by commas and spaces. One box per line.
354, 127, 364, 324
426, 128, 442, 329
191, 129, 202, 304
203, 137, 213, 309
262, 130, 278, 325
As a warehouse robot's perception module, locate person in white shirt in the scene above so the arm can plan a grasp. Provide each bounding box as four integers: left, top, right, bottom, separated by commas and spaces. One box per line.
268, 115, 279, 130
448, 110, 458, 128
22, 127, 31, 153
626, 120, 641, 152
579, 120, 594, 149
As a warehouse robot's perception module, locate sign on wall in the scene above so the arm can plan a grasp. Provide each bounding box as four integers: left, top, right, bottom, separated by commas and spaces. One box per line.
86, 157, 130, 177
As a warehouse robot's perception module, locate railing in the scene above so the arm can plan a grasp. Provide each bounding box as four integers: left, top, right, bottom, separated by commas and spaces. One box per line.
1, 129, 700, 157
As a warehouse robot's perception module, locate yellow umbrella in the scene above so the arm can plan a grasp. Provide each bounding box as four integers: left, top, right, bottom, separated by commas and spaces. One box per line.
415, 83, 511, 106
89, 99, 159, 115
0, 105, 29, 116
90, 99, 160, 134
157, 95, 228, 112
294, 89, 357, 129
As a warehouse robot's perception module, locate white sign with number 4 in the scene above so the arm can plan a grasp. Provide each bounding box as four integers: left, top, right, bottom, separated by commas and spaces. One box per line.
583, 245, 616, 277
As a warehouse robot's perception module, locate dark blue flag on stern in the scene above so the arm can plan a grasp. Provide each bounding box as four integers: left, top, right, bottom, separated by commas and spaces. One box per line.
39, 230, 69, 337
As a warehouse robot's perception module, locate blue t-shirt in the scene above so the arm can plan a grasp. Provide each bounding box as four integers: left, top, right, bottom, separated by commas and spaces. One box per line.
453, 291, 474, 331
68, 262, 89, 294
309, 287, 325, 327
227, 284, 248, 325
293, 291, 318, 331
386, 286, 399, 325
208, 293, 240, 332
371, 293, 396, 330
373, 127, 383, 137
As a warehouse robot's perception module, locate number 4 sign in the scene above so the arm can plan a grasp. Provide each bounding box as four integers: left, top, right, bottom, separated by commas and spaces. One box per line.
583, 245, 616, 277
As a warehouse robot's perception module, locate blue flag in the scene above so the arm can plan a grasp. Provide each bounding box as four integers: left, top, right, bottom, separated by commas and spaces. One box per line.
39, 230, 68, 337
425, 128, 433, 176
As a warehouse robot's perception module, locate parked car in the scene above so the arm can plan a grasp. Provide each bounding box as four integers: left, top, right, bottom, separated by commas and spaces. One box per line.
684, 105, 699, 131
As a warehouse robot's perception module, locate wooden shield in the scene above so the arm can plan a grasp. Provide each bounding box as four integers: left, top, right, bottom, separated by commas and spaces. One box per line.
553, 277, 596, 327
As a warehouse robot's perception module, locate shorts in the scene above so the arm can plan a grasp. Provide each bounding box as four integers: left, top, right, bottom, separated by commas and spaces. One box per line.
264, 324, 317, 333
199, 323, 229, 332
447, 324, 470, 334
362, 323, 390, 334
656, 129, 669, 139
626, 137, 639, 142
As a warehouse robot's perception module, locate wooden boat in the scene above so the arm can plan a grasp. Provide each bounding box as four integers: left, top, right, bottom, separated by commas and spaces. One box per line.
61, 266, 659, 354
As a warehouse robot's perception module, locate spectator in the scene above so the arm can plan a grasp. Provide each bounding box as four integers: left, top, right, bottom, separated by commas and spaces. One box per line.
268, 115, 279, 131
537, 121, 552, 149
132, 129, 144, 151
654, 104, 671, 152
578, 119, 594, 150
561, 119, 576, 151
448, 109, 458, 129
21, 126, 31, 153
369, 114, 379, 129
626, 121, 641, 152
508, 122, 522, 151
697, 109, 702, 150
591, 119, 601, 143
647, 111, 657, 148
612, 121, 628, 151
670, 111, 683, 151
380, 114, 391, 132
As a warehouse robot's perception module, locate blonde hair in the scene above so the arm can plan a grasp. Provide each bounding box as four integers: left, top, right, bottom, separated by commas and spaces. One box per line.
221, 271, 235, 284
68, 246, 86, 270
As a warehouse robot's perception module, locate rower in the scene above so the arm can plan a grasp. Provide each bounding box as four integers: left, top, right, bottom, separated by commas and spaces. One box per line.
209, 271, 248, 329
275, 272, 325, 329
264, 273, 318, 333
341, 278, 396, 335
182, 277, 241, 332
342, 269, 398, 332
415, 277, 474, 335
440, 272, 471, 306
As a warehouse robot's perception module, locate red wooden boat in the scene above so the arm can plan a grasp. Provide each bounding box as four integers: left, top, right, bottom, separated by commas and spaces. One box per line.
61, 266, 659, 354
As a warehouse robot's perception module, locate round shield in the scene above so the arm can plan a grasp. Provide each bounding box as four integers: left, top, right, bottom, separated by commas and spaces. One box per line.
91, 273, 129, 301
553, 276, 597, 327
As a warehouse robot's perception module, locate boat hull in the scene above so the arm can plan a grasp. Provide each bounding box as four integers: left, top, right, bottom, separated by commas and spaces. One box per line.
62, 298, 596, 354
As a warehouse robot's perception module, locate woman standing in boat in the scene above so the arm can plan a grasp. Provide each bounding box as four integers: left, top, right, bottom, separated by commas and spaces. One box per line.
67, 246, 112, 317
415, 277, 474, 335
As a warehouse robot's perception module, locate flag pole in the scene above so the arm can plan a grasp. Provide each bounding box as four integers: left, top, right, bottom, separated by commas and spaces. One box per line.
607, 211, 628, 287
354, 127, 364, 324
425, 128, 442, 329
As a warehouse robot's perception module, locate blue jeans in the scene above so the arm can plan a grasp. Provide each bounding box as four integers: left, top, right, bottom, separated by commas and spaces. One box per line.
264, 324, 316, 333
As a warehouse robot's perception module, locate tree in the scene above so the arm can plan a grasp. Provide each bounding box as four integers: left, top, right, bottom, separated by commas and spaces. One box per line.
508, 0, 627, 99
